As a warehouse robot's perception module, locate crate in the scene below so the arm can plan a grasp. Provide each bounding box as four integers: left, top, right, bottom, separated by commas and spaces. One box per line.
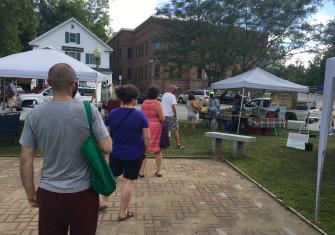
246, 127, 263, 135
224, 122, 237, 132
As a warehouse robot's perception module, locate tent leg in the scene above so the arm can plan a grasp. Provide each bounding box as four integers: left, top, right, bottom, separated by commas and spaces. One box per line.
237, 88, 245, 134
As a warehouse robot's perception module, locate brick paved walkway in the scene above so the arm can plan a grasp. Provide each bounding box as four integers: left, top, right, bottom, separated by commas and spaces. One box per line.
0, 157, 321, 235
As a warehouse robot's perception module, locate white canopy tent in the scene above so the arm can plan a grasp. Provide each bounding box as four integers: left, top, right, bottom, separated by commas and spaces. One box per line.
211, 67, 309, 133
315, 57, 335, 222
211, 67, 309, 93
0, 47, 108, 82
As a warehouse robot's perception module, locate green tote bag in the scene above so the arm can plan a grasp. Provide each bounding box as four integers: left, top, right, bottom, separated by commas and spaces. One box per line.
81, 101, 116, 196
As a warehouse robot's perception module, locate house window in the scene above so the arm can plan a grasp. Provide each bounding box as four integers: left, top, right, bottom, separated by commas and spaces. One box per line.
154, 64, 160, 78
71, 24, 74, 29
85, 53, 100, 65
127, 68, 132, 80
65, 32, 80, 44
145, 41, 148, 55
154, 41, 160, 50
65, 51, 81, 61
127, 48, 132, 59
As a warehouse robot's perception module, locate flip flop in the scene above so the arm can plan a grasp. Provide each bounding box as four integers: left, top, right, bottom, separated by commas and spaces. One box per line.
155, 172, 162, 177
138, 174, 145, 178
118, 209, 135, 221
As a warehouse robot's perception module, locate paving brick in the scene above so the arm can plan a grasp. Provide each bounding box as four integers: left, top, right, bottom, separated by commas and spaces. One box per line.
0, 158, 322, 235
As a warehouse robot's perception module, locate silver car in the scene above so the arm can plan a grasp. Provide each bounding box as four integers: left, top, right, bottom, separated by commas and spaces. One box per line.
178, 89, 211, 106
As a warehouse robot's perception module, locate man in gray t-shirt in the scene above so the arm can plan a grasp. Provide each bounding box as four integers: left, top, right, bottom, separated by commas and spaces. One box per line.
19, 63, 112, 235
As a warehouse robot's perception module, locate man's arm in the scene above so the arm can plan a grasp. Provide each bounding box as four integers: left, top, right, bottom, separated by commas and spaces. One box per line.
98, 136, 113, 154
20, 147, 37, 208
172, 104, 177, 118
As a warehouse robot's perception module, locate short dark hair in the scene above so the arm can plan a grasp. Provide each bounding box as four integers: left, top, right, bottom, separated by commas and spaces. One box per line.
147, 86, 159, 99
115, 84, 138, 104
47, 63, 76, 92
188, 93, 195, 100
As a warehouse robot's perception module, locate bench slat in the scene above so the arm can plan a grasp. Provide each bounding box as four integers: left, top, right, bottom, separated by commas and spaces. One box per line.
205, 132, 256, 143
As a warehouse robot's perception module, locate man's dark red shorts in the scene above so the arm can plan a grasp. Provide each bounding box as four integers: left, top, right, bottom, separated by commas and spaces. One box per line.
37, 187, 99, 235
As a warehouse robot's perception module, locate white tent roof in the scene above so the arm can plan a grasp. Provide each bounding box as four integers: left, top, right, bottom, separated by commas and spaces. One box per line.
211, 67, 309, 93
0, 47, 108, 82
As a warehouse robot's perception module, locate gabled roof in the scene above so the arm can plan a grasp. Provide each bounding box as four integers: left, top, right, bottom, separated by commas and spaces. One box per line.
29, 17, 113, 52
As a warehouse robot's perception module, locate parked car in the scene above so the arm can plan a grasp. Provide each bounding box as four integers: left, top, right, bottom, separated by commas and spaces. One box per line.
17, 86, 91, 108
177, 89, 211, 105
15, 85, 25, 94
243, 97, 296, 120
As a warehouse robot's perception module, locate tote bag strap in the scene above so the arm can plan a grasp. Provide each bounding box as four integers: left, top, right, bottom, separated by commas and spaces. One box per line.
83, 101, 93, 135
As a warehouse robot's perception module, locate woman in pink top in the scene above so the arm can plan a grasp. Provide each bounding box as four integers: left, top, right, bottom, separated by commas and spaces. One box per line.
139, 86, 165, 177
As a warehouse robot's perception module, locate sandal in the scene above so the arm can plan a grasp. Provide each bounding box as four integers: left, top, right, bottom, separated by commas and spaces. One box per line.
118, 209, 135, 221
99, 205, 108, 211
138, 174, 145, 178
176, 145, 185, 149
155, 172, 162, 177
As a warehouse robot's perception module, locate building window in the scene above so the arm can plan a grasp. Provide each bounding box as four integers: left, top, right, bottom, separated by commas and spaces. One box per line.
65, 51, 81, 61
127, 48, 132, 59
154, 64, 160, 78
144, 65, 148, 78
197, 67, 202, 79
65, 32, 80, 44
145, 41, 148, 55
169, 66, 176, 79
85, 53, 100, 65
141, 44, 144, 57
154, 41, 160, 50
135, 46, 138, 58
127, 68, 132, 80
71, 24, 74, 29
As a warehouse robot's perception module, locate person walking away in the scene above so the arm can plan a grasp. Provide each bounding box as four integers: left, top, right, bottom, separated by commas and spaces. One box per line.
209, 93, 220, 130
105, 84, 150, 221
5, 79, 17, 108
185, 93, 198, 135
161, 84, 184, 149
99, 85, 121, 210
139, 86, 165, 177
19, 63, 112, 235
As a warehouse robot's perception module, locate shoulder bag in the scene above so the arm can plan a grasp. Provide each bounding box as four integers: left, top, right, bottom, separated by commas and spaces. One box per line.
81, 101, 116, 196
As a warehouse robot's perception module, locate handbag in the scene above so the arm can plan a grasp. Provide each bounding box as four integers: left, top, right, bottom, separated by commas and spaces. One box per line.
81, 101, 116, 196
160, 121, 170, 149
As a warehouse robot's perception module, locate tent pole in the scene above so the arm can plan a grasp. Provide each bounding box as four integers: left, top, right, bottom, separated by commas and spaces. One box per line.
237, 88, 245, 134
299, 92, 317, 134
2, 79, 5, 110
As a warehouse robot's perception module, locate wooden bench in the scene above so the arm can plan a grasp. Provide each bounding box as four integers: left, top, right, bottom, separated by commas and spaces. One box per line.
205, 132, 256, 158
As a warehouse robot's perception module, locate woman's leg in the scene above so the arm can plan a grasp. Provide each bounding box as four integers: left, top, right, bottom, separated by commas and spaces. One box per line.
119, 179, 135, 218
139, 156, 147, 177
155, 151, 162, 174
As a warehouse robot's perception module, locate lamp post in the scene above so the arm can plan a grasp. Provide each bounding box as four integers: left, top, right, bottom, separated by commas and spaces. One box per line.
93, 46, 101, 70
118, 74, 122, 86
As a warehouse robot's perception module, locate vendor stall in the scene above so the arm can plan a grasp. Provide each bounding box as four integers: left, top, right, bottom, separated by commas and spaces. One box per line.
209, 67, 309, 134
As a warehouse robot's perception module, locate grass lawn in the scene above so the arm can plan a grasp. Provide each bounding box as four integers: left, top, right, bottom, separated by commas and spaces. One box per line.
1, 122, 334, 234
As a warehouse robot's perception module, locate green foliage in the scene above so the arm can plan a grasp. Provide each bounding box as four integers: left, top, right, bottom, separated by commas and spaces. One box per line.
0, 0, 38, 57
34, 0, 112, 41
155, 0, 324, 81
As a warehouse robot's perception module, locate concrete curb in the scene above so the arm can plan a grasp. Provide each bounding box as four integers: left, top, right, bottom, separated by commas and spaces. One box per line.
223, 158, 328, 235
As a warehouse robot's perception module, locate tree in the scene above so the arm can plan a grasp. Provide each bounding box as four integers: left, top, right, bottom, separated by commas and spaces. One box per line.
33, 0, 112, 41
154, 0, 324, 81
0, 0, 38, 57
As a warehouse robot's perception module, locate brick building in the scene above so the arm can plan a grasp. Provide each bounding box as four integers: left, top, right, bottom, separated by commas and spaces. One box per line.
108, 17, 208, 95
